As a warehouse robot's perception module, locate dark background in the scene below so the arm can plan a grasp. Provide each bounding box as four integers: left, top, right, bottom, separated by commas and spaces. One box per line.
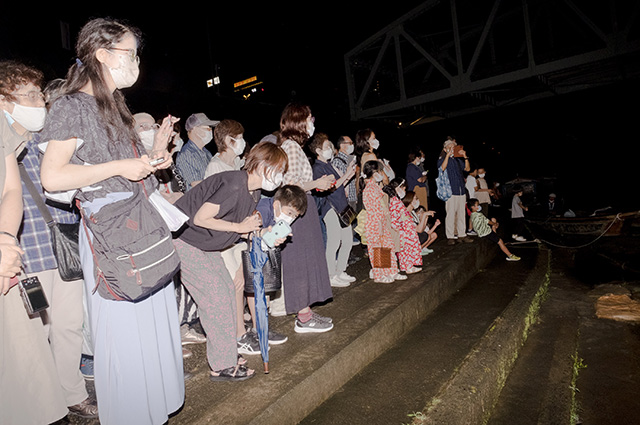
2, 4, 637, 213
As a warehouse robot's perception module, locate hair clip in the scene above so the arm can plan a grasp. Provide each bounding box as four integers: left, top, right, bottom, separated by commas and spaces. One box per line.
75, 58, 84, 68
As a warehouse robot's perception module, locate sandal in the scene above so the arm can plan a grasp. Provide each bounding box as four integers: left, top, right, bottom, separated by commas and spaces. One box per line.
406, 266, 422, 274
237, 354, 247, 366
209, 364, 255, 382
394, 273, 408, 280
374, 275, 395, 284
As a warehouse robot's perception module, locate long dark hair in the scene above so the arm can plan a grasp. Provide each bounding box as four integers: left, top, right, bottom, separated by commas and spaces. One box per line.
354, 128, 373, 163
277, 102, 311, 146
54, 18, 142, 144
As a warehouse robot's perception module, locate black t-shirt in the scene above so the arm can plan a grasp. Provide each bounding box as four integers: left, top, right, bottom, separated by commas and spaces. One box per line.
174, 170, 259, 251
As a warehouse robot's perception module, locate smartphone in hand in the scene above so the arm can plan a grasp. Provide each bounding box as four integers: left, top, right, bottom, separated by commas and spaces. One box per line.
262, 220, 292, 248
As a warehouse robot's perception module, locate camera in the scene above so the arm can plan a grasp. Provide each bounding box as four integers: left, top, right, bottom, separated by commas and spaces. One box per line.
18, 276, 49, 315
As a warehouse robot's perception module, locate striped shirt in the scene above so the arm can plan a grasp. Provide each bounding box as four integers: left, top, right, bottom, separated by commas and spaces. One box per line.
18, 136, 79, 274
470, 211, 492, 238
175, 140, 213, 190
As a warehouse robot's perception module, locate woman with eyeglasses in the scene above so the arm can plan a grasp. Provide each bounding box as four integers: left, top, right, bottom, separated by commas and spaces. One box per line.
276, 102, 335, 333
40, 18, 183, 425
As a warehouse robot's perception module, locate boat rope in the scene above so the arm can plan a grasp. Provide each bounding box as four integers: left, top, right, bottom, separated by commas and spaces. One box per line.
530, 213, 624, 249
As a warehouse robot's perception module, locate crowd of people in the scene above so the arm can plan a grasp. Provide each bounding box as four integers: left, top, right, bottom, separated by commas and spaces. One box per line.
0, 17, 523, 425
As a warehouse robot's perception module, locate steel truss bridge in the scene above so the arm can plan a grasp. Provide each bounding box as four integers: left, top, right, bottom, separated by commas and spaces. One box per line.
344, 0, 640, 126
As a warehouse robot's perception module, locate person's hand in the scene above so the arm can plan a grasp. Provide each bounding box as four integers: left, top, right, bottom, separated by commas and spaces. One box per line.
434, 219, 441, 226
418, 176, 427, 183
346, 162, 357, 179
315, 174, 335, 191
153, 115, 180, 152
458, 148, 467, 158
118, 156, 157, 181
237, 214, 262, 234
0, 242, 23, 279
1, 276, 15, 295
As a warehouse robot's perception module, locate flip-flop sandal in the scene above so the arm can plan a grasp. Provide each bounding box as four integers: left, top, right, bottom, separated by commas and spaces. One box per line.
209, 364, 255, 382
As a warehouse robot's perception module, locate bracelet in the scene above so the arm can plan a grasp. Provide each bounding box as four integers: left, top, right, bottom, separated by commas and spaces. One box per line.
0, 231, 19, 245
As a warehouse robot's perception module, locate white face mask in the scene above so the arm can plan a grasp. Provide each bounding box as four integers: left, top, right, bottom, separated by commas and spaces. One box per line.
262, 171, 283, 192
230, 136, 246, 156
396, 189, 406, 199
412, 199, 420, 209
197, 127, 213, 144
276, 212, 295, 225
107, 51, 140, 89
8, 103, 47, 132
321, 147, 333, 160
370, 138, 380, 150
420, 157, 425, 163
478, 173, 485, 178
139, 129, 156, 153
373, 172, 384, 182
344, 144, 354, 155
307, 121, 315, 137
476, 205, 483, 212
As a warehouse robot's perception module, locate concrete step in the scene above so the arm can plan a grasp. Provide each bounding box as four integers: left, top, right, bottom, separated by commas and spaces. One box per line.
170, 237, 507, 425
487, 258, 580, 425
300, 242, 545, 424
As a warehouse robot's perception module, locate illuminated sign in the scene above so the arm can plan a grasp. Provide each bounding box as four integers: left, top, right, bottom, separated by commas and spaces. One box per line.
234, 76, 257, 88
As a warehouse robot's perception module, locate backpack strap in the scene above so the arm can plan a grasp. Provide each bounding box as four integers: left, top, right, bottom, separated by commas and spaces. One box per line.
76, 199, 125, 301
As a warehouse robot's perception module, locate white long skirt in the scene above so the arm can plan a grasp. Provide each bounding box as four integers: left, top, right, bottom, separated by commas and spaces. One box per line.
80, 193, 184, 425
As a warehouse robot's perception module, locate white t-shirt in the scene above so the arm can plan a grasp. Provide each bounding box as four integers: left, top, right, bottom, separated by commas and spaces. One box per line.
465, 175, 477, 198
204, 153, 244, 178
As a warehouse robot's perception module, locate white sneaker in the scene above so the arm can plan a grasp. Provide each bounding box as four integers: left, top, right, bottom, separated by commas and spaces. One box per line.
514, 235, 527, 242
421, 247, 433, 256
338, 272, 356, 283
330, 275, 350, 287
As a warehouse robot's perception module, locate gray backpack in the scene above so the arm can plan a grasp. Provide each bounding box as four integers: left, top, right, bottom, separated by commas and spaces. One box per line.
78, 183, 180, 302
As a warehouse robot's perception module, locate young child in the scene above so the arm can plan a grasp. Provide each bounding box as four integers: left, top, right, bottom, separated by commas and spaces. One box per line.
511, 185, 528, 242
414, 205, 440, 255
243, 185, 308, 341
256, 184, 308, 234
468, 198, 521, 261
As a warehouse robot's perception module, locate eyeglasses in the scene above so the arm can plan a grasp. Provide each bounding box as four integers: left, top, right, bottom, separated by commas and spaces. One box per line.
11, 91, 45, 102
137, 123, 160, 132
109, 47, 140, 64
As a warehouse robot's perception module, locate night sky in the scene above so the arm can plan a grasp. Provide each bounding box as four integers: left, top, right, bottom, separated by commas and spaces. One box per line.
2, 4, 638, 212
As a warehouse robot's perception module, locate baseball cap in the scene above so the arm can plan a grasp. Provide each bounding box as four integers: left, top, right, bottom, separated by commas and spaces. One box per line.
185, 113, 220, 132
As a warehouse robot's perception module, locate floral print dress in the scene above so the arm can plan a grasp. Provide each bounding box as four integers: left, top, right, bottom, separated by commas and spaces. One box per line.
363, 179, 398, 280
389, 196, 422, 271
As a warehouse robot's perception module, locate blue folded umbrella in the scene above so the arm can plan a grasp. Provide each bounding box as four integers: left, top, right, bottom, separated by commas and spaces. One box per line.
248, 235, 270, 372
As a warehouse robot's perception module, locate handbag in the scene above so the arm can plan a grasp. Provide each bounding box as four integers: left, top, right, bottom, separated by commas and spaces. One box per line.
18, 158, 83, 282
436, 166, 452, 202
334, 203, 357, 228
242, 244, 282, 294
77, 181, 180, 302
371, 247, 392, 268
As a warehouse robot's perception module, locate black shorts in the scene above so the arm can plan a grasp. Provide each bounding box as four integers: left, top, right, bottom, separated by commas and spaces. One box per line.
485, 231, 501, 244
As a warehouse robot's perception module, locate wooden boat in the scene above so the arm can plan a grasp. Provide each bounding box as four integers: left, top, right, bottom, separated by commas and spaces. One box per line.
526, 210, 640, 238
